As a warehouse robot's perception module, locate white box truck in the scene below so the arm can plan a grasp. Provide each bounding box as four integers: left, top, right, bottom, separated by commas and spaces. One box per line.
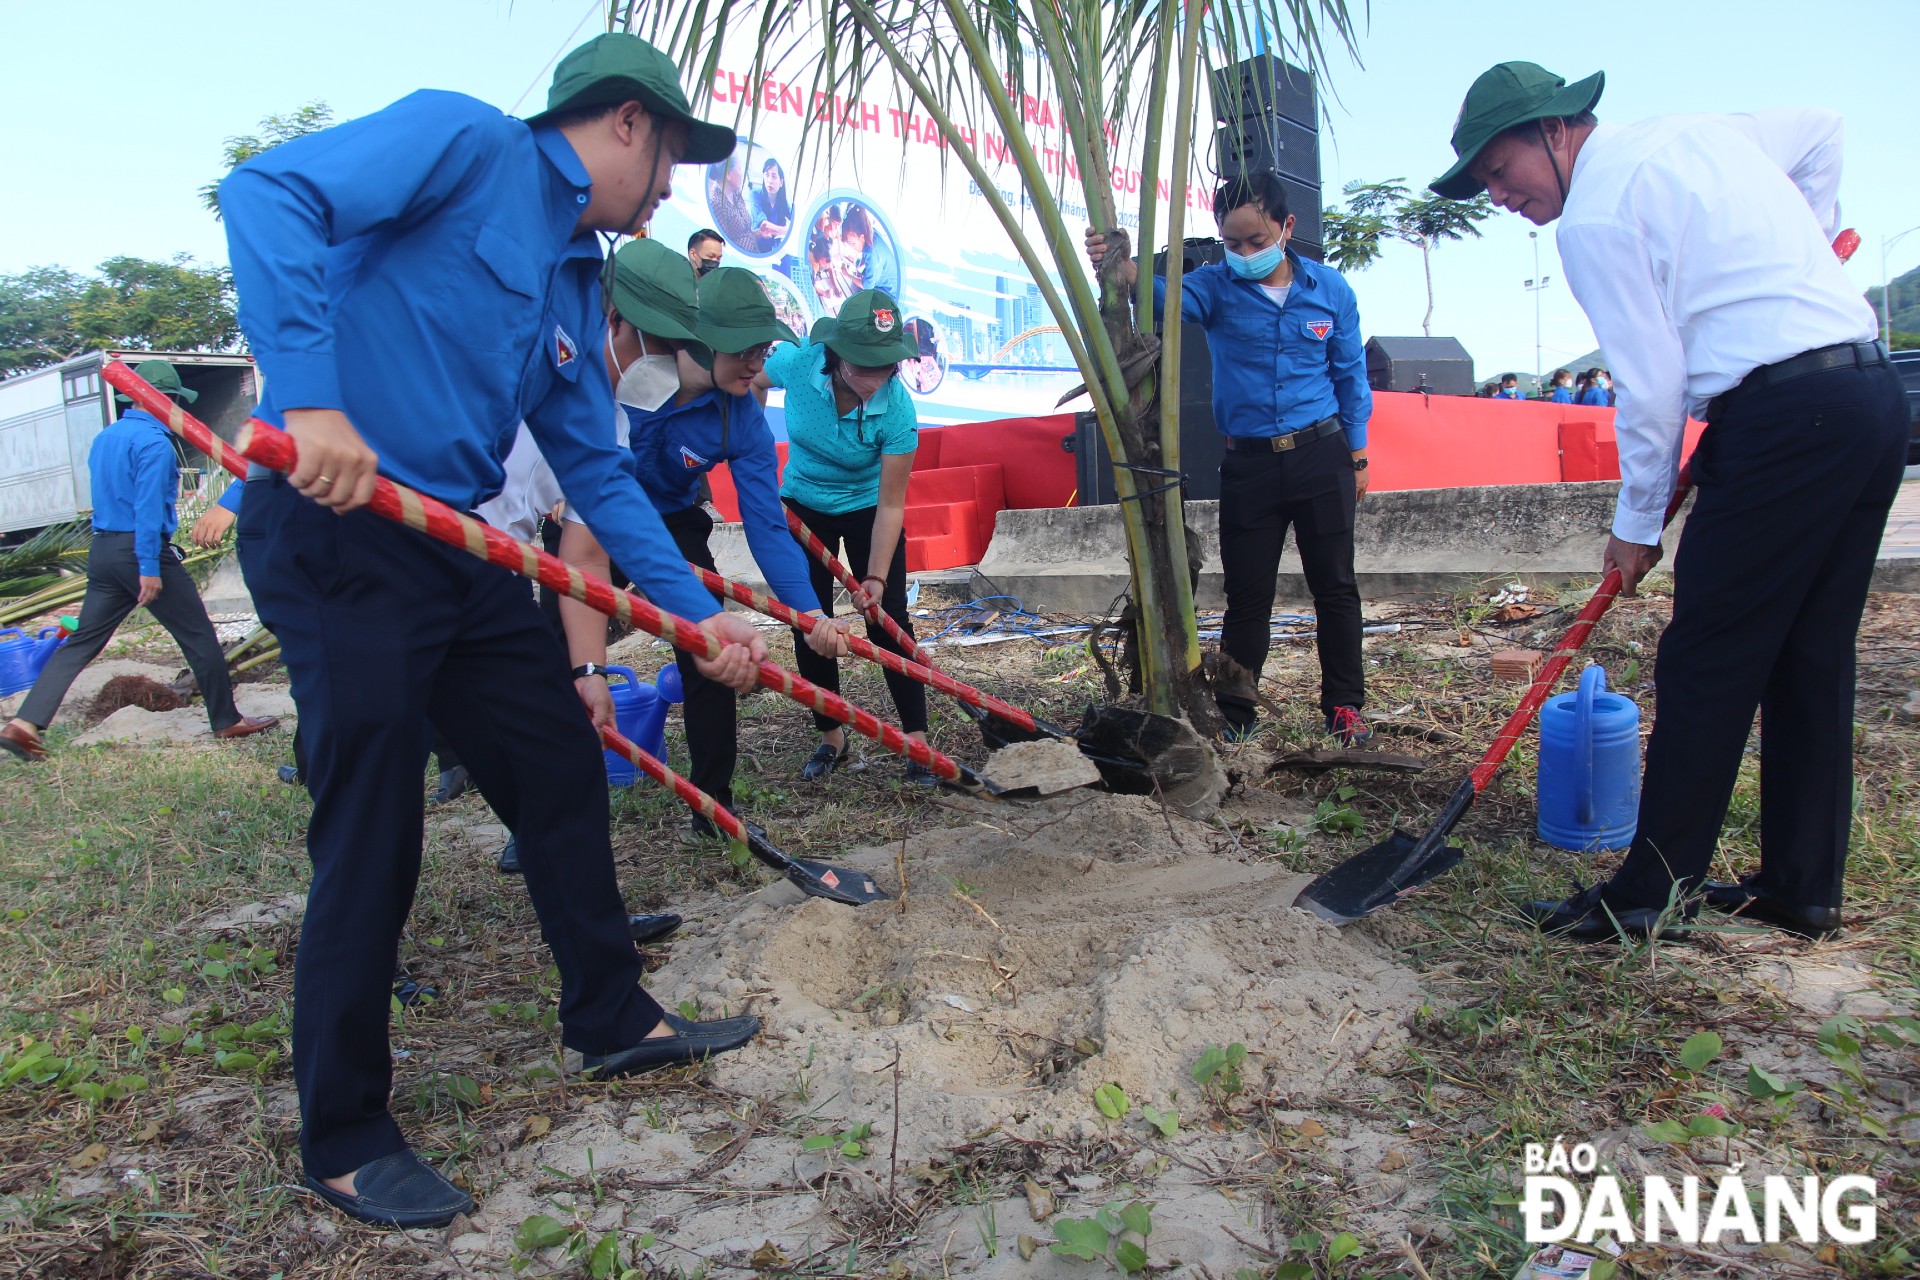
0, 350, 260, 541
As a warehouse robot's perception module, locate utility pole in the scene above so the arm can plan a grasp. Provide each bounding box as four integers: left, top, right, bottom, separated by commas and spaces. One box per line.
1882, 224, 1920, 346
1523, 230, 1552, 382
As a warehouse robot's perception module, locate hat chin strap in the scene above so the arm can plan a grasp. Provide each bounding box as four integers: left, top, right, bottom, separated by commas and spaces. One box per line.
1538, 120, 1570, 207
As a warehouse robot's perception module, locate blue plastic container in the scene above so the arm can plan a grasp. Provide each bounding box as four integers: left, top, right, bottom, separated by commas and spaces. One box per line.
1537, 665, 1641, 852
601, 666, 671, 786
0, 628, 40, 697
28, 625, 67, 680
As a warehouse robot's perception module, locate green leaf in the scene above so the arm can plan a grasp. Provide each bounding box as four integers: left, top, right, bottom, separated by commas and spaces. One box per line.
1748, 1064, 1798, 1100
1094, 1082, 1130, 1119
1678, 1031, 1723, 1072
586, 1231, 621, 1279
1119, 1201, 1153, 1238
1642, 1119, 1692, 1144
1327, 1232, 1360, 1264
1049, 1217, 1110, 1261
802, 1133, 836, 1151
1589, 1258, 1619, 1280
1141, 1104, 1179, 1137
678, 1000, 699, 1020
1191, 1045, 1227, 1086
514, 1214, 572, 1253
839, 1140, 865, 1158
69, 1082, 107, 1105
1092, 1204, 1125, 1236
1289, 1231, 1323, 1254
1687, 1115, 1737, 1137
1272, 1265, 1313, 1280
1113, 1239, 1148, 1273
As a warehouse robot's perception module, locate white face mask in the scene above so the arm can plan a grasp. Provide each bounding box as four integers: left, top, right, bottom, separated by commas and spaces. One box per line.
609, 328, 678, 411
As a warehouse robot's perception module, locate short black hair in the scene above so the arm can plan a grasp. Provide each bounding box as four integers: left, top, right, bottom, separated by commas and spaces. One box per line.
1501, 373, 1518, 384
688, 229, 723, 252
1213, 172, 1290, 224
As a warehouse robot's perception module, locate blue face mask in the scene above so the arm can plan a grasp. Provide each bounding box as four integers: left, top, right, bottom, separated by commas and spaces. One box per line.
1226, 241, 1286, 281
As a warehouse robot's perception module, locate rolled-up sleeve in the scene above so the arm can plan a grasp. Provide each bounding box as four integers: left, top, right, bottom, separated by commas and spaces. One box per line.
220, 92, 509, 412
1559, 220, 1688, 546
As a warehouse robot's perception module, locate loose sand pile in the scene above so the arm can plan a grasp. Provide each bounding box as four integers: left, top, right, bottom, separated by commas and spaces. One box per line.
466, 787, 1430, 1275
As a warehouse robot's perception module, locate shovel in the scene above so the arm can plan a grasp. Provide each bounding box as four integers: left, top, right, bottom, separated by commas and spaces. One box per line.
102, 364, 1010, 809
102, 364, 889, 907
1294, 464, 1694, 925
782, 509, 1219, 800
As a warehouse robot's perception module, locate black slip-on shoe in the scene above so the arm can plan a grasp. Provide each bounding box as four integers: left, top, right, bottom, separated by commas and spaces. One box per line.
658, 1009, 758, 1036
496, 836, 521, 876
431, 765, 472, 805
800, 741, 844, 782
304, 1148, 474, 1229
580, 1013, 761, 1080
1702, 875, 1842, 938
627, 912, 683, 945
277, 764, 304, 786
1521, 883, 1691, 942
391, 975, 438, 1007
904, 759, 939, 787
679, 814, 722, 845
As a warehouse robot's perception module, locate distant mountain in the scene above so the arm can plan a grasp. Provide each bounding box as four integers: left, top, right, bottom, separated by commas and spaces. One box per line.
1866, 261, 1920, 339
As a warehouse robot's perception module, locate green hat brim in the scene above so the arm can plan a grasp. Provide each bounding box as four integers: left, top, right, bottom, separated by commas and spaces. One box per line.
809, 317, 917, 367
698, 316, 800, 357
115, 387, 198, 405
1430, 70, 1603, 200
526, 84, 735, 165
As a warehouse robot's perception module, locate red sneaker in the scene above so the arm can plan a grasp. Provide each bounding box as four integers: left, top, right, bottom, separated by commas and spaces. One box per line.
1325, 706, 1374, 750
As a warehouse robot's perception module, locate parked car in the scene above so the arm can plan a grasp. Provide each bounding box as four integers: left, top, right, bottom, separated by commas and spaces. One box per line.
1894, 349, 1920, 466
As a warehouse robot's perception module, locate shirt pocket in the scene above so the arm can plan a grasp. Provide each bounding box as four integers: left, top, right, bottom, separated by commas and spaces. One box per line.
465, 225, 543, 357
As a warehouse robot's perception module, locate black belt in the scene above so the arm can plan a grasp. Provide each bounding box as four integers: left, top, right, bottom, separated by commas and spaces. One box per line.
1223, 416, 1342, 452
1708, 340, 1888, 421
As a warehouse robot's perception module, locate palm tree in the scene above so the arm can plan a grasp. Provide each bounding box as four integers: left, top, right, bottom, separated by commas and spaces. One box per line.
625, 0, 1361, 727
1323, 179, 1493, 336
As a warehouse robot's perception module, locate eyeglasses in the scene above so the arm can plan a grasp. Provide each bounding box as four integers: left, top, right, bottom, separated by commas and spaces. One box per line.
728, 344, 776, 364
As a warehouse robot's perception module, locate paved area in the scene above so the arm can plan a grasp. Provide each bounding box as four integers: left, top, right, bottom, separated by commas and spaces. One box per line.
1884, 477, 1920, 559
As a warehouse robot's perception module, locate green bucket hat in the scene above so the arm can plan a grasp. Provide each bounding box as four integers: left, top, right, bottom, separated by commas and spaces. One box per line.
115, 358, 197, 405
809, 290, 916, 367
1430, 62, 1604, 200
695, 268, 799, 356
524, 33, 735, 165
609, 238, 706, 359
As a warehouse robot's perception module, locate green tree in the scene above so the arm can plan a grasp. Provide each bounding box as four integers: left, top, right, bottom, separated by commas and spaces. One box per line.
629, 0, 1361, 727
199, 101, 335, 218
0, 255, 240, 379
1323, 178, 1494, 335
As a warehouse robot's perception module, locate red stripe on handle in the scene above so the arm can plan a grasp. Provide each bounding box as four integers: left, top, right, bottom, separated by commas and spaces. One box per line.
690, 561, 1042, 734
784, 508, 939, 671
98, 360, 969, 784
1466, 463, 1695, 794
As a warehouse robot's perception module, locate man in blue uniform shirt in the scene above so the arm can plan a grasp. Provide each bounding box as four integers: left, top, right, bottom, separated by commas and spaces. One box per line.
1, 361, 278, 760
219, 34, 771, 1229
1086, 173, 1375, 746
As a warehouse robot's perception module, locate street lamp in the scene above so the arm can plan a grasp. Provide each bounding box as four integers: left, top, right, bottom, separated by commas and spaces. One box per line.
1882, 224, 1920, 346
1524, 230, 1552, 380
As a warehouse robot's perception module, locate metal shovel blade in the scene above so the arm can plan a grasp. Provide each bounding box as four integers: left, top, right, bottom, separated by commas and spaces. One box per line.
1293, 829, 1465, 925
1073, 704, 1228, 813
742, 822, 889, 907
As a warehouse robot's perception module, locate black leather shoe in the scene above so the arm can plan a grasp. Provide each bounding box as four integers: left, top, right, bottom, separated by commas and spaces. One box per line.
627, 912, 683, 945
581, 1013, 761, 1079
496, 836, 521, 875
904, 759, 939, 787
679, 814, 721, 845
304, 1148, 474, 1229
1521, 883, 1691, 942
800, 741, 844, 782
277, 764, 303, 786
431, 765, 472, 805
1702, 875, 1842, 937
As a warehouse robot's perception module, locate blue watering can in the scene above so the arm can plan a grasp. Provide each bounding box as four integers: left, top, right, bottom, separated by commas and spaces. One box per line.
0, 621, 75, 697
1536, 664, 1641, 852
600, 665, 681, 786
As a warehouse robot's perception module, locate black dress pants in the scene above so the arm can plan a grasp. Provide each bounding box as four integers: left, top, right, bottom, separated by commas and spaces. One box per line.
1602, 360, 1908, 914
18, 532, 242, 732
240, 475, 662, 1178
782, 497, 928, 735
661, 504, 740, 811
1215, 431, 1365, 726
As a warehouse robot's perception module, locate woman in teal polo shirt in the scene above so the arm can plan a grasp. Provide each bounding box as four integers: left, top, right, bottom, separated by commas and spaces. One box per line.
760, 289, 928, 783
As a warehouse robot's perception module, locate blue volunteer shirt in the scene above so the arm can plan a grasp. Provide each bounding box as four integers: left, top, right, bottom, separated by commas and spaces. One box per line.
623, 390, 821, 611
89, 408, 180, 576
219, 89, 714, 623
1578, 384, 1611, 407
1154, 251, 1371, 449
1550, 386, 1575, 404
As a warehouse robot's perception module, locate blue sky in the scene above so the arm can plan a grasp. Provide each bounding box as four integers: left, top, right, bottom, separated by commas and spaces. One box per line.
4, 0, 1913, 380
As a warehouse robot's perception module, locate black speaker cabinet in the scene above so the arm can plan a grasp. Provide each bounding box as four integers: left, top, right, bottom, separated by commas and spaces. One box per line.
1214, 115, 1320, 186
1364, 336, 1476, 396
1209, 54, 1316, 128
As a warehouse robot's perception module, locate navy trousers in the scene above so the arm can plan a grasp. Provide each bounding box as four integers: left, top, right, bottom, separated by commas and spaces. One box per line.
239, 475, 663, 1177
1603, 360, 1908, 913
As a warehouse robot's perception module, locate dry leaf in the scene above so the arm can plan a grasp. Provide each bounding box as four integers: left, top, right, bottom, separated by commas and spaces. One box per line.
694, 1128, 735, 1153
132, 1119, 163, 1144
70, 1141, 108, 1170
521, 1114, 551, 1142
1294, 1119, 1326, 1138
1075, 1037, 1104, 1057
749, 1241, 793, 1271
1025, 1177, 1056, 1220
1378, 1147, 1408, 1173
1017, 1234, 1041, 1261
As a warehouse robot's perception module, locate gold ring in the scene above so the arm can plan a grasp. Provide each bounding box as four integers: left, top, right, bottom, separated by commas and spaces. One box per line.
315, 475, 335, 485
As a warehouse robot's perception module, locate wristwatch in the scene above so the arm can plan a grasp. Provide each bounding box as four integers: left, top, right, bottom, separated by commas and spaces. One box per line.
1352, 457, 1370, 472
571, 662, 608, 679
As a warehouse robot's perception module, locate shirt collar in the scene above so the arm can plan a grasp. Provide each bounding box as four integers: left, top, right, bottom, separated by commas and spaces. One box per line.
631, 387, 722, 425
532, 125, 600, 248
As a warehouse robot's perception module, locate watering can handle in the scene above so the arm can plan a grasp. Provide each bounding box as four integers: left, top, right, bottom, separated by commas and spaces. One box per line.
602, 665, 637, 689
1575, 665, 1606, 826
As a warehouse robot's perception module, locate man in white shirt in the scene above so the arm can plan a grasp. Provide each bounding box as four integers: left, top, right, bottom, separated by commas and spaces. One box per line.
1431, 63, 1907, 941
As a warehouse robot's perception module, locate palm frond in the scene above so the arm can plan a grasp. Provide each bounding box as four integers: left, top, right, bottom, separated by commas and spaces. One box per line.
0, 519, 91, 597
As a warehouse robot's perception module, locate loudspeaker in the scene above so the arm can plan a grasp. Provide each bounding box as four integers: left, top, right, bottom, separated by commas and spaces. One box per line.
1210, 54, 1315, 128
1364, 336, 1476, 396
1214, 115, 1319, 187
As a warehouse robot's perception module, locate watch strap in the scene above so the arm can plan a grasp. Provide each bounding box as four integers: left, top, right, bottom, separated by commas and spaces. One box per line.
571, 662, 607, 679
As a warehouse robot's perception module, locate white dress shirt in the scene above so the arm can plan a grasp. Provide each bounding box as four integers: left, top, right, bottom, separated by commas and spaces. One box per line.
1556, 110, 1878, 544
476, 423, 567, 543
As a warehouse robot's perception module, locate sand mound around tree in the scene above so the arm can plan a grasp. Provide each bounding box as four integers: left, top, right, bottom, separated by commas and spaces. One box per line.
468, 790, 1428, 1274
